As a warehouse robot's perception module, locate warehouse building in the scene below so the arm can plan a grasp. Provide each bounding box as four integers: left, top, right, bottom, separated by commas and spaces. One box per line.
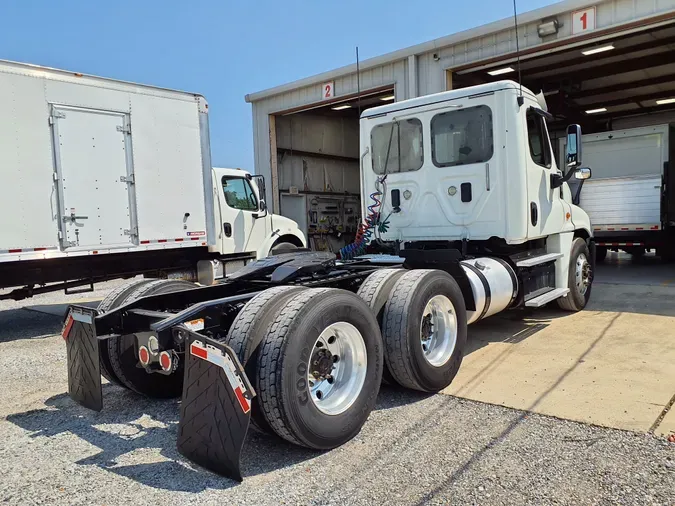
246, 0, 675, 251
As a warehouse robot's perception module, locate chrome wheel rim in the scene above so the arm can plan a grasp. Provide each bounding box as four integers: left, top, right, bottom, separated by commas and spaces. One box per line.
420, 295, 457, 367
576, 253, 592, 295
308, 322, 367, 415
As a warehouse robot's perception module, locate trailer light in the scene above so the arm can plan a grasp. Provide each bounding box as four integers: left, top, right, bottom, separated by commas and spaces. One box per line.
138, 346, 150, 366
585, 108, 607, 114
331, 104, 351, 110
487, 67, 515, 76
581, 45, 614, 56
656, 98, 675, 105
380, 95, 396, 101
159, 351, 172, 372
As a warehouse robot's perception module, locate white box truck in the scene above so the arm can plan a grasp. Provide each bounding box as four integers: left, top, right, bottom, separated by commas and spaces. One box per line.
560, 124, 675, 261
0, 60, 305, 300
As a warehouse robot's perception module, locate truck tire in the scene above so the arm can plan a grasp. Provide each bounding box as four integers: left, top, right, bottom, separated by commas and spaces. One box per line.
256, 288, 383, 449
595, 246, 607, 263
96, 278, 155, 387
557, 238, 593, 312
382, 269, 467, 392
107, 279, 197, 398
356, 268, 406, 386
223, 285, 306, 434
270, 242, 298, 255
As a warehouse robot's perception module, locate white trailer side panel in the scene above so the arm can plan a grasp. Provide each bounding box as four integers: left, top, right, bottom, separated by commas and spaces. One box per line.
1, 72, 56, 251
0, 62, 211, 261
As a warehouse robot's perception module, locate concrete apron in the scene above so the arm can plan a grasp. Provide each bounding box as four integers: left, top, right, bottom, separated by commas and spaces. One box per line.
443, 283, 675, 438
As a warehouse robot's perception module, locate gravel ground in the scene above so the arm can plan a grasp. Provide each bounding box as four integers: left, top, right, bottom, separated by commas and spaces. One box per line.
1, 282, 674, 505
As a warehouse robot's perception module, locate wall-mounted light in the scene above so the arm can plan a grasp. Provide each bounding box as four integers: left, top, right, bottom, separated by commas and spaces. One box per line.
331, 104, 351, 110
537, 19, 559, 37
380, 95, 396, 101
585, 107, 607, 114
656, 98, 675, 105
487, 66, 515, 76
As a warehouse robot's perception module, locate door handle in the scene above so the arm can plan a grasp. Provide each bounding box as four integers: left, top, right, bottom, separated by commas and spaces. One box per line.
223, 222, 232, 237
63, 213, 89, 227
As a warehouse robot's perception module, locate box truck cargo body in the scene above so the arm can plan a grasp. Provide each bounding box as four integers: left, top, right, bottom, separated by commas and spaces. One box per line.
561, 125, 675, 260
0, 60, 305, 299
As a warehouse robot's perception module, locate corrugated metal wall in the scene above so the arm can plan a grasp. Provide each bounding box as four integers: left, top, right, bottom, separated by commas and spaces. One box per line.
250, 0, 675, 212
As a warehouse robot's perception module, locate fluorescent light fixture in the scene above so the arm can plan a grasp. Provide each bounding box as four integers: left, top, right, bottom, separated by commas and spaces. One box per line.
581, 45, 615, 56
380, 95, 396, 101
656, 98, 675, 105
585, 108, 607, 114
331, 104, 351, 110
487, 67, 515, 76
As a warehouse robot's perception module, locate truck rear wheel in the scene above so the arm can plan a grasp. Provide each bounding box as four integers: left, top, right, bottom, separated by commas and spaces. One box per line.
224, 285, 306, 434
356, 268, 405, 386
97, 278, 155, 387
107, 279, 197, 397
557, 238, 592, 312
382, 269, 467, 392
255, 288, 383, 449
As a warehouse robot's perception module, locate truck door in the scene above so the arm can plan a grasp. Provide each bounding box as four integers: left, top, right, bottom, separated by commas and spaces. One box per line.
524, 106, 565, 238
51, 106, 137, 249
217, 175, 269, 254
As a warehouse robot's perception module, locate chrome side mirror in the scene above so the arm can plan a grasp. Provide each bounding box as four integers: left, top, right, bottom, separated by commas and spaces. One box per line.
574, 167, 591, 180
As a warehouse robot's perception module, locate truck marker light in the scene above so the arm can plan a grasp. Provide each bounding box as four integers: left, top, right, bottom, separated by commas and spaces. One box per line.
190, 341, 251, 413
61, 315, 74, 340
138, 346, 150, 366
159, 351, 172, 372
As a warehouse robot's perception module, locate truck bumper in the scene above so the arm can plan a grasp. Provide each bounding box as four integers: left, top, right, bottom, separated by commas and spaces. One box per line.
62, 305, 254, 481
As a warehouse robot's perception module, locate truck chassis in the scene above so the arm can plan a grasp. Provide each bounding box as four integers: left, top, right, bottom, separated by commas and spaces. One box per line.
63, 243, 592, 481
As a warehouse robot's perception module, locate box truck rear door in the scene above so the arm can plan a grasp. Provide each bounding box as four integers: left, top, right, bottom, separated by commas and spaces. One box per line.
51, 106, 137, 249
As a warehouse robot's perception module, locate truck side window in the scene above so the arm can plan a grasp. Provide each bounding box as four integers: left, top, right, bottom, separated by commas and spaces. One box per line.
371, 118, 424, 174
526, 109, 552, 168
431, 105, 494, 167
222, 176, 258, 211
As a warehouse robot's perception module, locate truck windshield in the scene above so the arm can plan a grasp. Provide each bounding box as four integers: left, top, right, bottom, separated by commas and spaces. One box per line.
222, 176, 258, 211
431, 105, 494, 167
371, 118, 424, 174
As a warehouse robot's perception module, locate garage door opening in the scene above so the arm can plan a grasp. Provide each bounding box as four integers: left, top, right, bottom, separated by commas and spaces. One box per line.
271, 88, 395, 252
450, 21, 675, 259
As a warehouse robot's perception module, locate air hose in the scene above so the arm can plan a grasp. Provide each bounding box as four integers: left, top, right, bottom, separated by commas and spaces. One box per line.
339, 184, 390, 260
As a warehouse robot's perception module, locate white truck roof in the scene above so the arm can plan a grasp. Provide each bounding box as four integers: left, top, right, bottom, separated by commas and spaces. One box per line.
361, 80, 538, 119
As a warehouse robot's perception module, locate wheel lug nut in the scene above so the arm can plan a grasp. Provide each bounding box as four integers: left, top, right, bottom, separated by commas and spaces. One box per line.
332, 355, 339, 363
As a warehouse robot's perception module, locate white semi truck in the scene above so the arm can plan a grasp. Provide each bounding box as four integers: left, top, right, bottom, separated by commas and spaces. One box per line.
0, 60, 305, 300
559, 124, 675, 261
62, 80, 594, 481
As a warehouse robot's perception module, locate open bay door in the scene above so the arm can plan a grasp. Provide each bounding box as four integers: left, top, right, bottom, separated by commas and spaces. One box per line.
51, 106, 137, 249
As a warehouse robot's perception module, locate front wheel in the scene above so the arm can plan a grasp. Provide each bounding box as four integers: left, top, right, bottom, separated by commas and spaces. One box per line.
557, 238, 593, 312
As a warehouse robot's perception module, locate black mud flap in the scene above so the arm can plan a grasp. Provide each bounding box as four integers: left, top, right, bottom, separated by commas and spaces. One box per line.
177, 330, 255, 482
63, 306, 102, 411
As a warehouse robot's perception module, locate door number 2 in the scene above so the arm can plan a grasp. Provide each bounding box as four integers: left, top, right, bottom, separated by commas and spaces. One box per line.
322, 81, 335, 100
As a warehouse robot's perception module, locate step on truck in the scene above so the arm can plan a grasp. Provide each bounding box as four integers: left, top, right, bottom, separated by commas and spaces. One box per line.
0, 59, 305, 301
62, 81, 595, 481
